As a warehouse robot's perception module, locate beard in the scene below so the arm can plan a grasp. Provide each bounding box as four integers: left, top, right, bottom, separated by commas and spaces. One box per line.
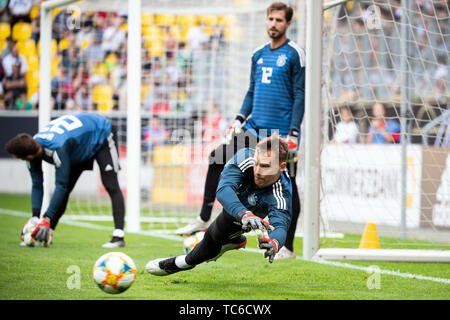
267, 27, 285, 40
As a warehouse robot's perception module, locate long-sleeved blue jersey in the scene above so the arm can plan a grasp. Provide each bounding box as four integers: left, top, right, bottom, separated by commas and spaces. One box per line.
216, 148, 292, 247
28, 113, 112, 220
240, 39, 306, 137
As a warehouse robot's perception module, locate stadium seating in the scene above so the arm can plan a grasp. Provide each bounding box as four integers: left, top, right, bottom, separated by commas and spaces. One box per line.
51, 55, 61, 77
199, 15, 218, 26
26, 53, 39, 72
141, 13, 154, 25
93, 84, 114, 112
26, 69, 39, 99
12, 22, 32, 41
155, 14, 176, 26
58, 38, 70, 52
29, 5, 39, 20
176, 15, 197, 27
17, 39, 37, 58
0, 22, 11, 40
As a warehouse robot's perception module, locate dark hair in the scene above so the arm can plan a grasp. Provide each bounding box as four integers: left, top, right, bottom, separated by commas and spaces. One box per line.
5, 133, 40, 159
256, 133, 289, 164
267, 2, 294, 22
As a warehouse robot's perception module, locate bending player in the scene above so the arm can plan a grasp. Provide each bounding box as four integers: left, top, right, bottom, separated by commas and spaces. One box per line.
175, 1, 304, 260
5, 113, 126, 248
146, 135, 292, 276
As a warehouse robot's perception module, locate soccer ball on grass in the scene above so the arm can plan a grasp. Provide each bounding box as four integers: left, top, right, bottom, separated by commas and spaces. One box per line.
183, 231, 205, 254
20, 217, 39, 247
93, 252, 137, 294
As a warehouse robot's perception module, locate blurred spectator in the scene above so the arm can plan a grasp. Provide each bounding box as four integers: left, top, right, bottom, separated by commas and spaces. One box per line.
332, 106, 359, 144
101, 15, 126, 55
52, 9, 73, 42
0, 0, 8, 23
2, 42, 28, 76
62, 46, 83, 78
187, 24, 209, 51
74, 83, 93, 111
433, 55, 448, 101
1, 37, 14, 58
111, 58, 126, 90
83, 32, 104, 65
152, 92, 170, 114
0, 61, 5, 109
8, 0, 32, 26
30, 9, 39, 42
365, 102, 400, 144
3, 62, 28, 110
51, 66, 74, 109
143, 114, 170, 161
165, 54, 182, 84
76, 13, 96, 48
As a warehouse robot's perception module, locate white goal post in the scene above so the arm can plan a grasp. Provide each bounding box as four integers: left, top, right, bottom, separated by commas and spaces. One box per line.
39, 0, 142, 232
304, 0, 450, 262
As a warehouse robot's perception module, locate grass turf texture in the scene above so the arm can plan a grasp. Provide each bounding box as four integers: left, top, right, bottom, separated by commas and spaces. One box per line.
0, 193, 449, 300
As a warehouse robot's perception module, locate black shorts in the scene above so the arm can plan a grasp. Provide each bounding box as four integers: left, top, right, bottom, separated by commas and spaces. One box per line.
95, 128, 120, 175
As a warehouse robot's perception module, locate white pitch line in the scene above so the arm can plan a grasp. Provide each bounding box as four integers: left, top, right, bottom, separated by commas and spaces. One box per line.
2, 208, 449, 285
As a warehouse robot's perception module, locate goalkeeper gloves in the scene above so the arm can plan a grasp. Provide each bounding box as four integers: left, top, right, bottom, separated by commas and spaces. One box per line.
241, 211, 274, 235
32, 217, 53, 246
223, 114, 245, 145
286, 129, 299, 163
258, 237, 279, 263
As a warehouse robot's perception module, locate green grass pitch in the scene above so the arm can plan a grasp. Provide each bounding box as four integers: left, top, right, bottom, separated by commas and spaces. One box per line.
0, 193, 449, 300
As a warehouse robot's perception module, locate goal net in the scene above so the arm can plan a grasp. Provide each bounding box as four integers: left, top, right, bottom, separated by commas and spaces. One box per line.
37, 0, 304, 233
312, 0, 450, 261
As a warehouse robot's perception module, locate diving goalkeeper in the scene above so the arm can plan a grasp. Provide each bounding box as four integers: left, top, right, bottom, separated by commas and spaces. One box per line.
146, 134, 292, 276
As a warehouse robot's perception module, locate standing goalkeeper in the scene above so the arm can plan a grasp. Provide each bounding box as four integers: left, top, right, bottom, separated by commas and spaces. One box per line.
147, 135, 292, 276
5, 113, 126, 248
176, 1, 304, 259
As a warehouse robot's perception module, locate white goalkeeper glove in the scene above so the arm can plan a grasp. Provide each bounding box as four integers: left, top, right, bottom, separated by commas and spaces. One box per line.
223, 114, 246, 145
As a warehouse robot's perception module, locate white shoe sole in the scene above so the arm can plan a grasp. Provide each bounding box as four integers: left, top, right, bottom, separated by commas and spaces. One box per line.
174, 220, 209, 236
145, 258, 170, 276
102, 241, 125, 249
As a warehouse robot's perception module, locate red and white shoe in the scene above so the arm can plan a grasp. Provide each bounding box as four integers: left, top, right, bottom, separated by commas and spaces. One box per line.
274, 246, 296, 260
174, 217, 209, 236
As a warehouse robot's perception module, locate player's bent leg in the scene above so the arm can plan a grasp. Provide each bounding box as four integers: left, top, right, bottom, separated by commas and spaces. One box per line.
185, 210, 243, 265
96, 136, 126, 247
175, 131, 256, 236
100, 170, 126, 248
207, 234, 247, 262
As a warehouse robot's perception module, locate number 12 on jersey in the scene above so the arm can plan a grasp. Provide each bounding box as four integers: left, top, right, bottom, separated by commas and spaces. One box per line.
42, 115, 83, 134
261, 67, 273, 84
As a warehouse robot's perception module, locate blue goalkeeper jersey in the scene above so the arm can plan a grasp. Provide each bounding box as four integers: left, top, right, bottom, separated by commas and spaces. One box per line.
240, 39, 306, 137
216, 148, 292, 247
28, 113, 112, 220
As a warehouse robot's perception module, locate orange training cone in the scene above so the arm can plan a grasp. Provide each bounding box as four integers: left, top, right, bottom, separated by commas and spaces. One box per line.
359, 222, 381, 249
